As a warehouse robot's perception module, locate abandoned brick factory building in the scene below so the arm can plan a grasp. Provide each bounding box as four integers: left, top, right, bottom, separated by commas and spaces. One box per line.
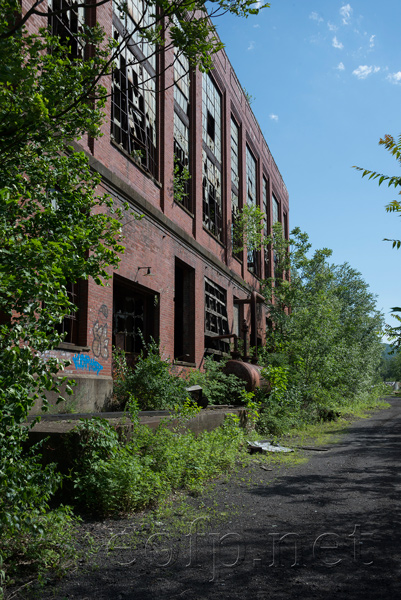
32, 0, 289, 413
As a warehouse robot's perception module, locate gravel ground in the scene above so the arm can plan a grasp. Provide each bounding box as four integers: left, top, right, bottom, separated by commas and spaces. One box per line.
16, 398, 401, 600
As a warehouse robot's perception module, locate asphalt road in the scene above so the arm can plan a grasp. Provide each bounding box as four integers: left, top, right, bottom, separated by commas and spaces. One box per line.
37, 398, 401, 600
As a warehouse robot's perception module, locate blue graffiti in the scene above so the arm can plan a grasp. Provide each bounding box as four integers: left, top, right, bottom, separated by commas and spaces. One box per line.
73, 353, 103, 375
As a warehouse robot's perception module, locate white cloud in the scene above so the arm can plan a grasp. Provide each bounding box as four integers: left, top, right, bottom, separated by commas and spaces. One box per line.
352, 65, 380, 79
369, 34, 376, 48
269, 114, 279, 122
253, 24, 260, 29
310, 12, 323, 23
332, 36, 344, 49
247, 41, 255, 51
340, 4, 353, 25
337, 62, 345, 71
327, 21, 337, 32
387, 71, 401, 85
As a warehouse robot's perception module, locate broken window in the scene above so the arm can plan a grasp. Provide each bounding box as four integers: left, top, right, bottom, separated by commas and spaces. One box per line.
174, 50, 191, 211
202, 74, 222, 240
272, 194, 280, 225
111, 1, 157, 178
204, 278, 230, 356
48, 0, 85, 59
174, 260, 195, 362
263, 177, 270, 278
231, 117, 241, 259
272, 194, 280, 278
246, 146, 259, 276
113, 277, 159, 366
56, 281, 87, 346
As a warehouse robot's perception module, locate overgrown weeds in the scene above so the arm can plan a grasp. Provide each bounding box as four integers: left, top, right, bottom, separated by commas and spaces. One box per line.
112, 339, 189, 410
68, 400, 251, 518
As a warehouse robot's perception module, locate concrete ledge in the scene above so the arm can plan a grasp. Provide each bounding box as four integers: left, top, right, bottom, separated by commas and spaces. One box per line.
29, 374, 113, 416
26, 407, 248, 473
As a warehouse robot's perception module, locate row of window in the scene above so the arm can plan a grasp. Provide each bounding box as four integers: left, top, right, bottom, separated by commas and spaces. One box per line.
49, 1, 288, 279
54, 271, 236, 364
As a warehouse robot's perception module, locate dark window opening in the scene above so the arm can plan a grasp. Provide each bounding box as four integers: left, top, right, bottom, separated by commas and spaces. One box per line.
56, 280, 87, 346
174, 260, 195, 362
173, 114, 191, 212
204, 278, 230, 357
207, 111, 215, 141
113, 277, 159, 368
48, 0, 85, 60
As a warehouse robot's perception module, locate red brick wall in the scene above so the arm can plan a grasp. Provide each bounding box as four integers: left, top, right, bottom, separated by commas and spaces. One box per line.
23, 1, 290, 403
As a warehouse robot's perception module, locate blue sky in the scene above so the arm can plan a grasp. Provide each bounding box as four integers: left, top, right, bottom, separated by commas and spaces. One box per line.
215, 0, 401, 332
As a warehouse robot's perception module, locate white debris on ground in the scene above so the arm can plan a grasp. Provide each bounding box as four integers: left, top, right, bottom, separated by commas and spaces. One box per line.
247, 440, 294, 453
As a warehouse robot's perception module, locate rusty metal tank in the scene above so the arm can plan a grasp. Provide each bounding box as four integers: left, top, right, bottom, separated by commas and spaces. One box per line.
222, 360, 268, 392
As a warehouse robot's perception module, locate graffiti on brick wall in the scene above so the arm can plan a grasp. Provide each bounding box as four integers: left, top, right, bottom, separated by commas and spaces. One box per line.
92, 304, 109, 360
73, 353, 103, 375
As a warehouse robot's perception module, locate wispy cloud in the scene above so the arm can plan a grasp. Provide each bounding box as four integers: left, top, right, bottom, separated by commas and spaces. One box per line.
309, 12, 323, 23
369, 34, 376, 48
352, 65, 380, 79
247, 41, 255, 51
269, 114, 279, 122
332, 36, 344, 50
337, 62, 345, 71
327, 21, 337, 32
387, 71, 401, 85
340, 4, 353, 25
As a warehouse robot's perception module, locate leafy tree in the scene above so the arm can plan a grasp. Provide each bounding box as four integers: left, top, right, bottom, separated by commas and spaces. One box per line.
354, 133, 401, 346
0, 0, 270, 578
259, 224, 384, 422
0, 1, 127, 569
380, 346, 401, 381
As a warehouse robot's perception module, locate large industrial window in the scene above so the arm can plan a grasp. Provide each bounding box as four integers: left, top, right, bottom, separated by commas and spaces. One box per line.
174, 50, 191, 211
174, 260, 195, 362
231, 117, 241, 259
48, 0, 85, 59
202, 74, 222, 240
263, 177, 270, 278
246, 146, 259, 276
204, 278, 230, 356
272, 194, 280, 225
111, 0, 157, 178
113, 277, 159, 366
272, 194, 280, 278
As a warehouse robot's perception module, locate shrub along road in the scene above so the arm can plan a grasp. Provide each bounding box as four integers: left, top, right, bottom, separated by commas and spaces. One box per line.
37, 398, 401, 600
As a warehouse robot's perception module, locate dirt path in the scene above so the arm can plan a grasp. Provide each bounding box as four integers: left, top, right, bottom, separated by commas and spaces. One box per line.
34, 398, 401, 599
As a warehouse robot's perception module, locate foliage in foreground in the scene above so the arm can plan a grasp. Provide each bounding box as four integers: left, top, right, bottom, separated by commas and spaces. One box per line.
0, 10, 124, 592
69, 403, 248, 517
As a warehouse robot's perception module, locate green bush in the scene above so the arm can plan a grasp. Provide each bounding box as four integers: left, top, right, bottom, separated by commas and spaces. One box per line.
0, 449, 80, 591
187, 356, 247, 405
69, 410, 247, 517
113, 340, 189, 410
